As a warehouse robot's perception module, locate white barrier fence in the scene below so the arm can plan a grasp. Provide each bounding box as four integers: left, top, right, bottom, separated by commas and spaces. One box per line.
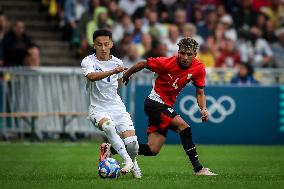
0, 67, 93, 139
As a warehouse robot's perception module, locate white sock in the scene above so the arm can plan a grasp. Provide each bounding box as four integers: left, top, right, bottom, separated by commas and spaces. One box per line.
102, 121, 131, 162
124, 136, 139, 161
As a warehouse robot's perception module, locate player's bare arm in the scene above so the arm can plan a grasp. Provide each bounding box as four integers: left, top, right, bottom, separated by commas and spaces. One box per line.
123, 61, 148, 85
86, 66, 127, 81
196, 87, 208, 122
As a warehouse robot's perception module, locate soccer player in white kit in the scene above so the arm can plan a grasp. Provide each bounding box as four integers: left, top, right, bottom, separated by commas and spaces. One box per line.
81, 29, 141, 178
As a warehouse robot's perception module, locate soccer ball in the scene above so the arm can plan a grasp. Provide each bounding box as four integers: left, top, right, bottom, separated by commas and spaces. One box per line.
98, 158, 120, 178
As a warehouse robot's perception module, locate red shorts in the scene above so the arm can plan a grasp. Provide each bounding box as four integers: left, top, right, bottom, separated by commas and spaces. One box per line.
144, 97, 178, 137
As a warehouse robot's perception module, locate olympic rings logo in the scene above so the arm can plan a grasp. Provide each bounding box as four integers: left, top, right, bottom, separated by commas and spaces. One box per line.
179, 95, 236, 123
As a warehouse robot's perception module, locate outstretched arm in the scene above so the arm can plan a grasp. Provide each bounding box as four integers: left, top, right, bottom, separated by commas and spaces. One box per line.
86, 66, 127, 81
196, 87, 208, 122
122, 60, 148, 85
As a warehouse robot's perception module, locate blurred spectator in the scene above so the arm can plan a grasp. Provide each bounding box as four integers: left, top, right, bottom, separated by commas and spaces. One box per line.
216, 36, 240, 68
232, 0, 257, 30
112, 13, 134, 43
163, 24, 181, 56
173, 9, 187, 35
260, 0, 284, 28
63, 0, 89, 41
116, 32, 133, 59
249, 26, 273, 67
220, 15, 237, 42
263, 19, 278, 43
272, 28, 284, 68
132, 17, 144, 44
136, 33, 152, 57
237, 27, 274, 68
207, 22, 226, 60
143, 39, 167, 58
118, 0, 146, 16
122, 44, 142, 68
165, 0, 191, 23
133, 0, 168, 23
168, 0, 190, 11
191, 6, 206, 37
198, 7, 218, 40
231, 63, 259, 86
182, 23, 204, 46
107, 0, 124, 22
191, 5, 203, 23
256, 12, 269, 32
2, 21, 40, 67
86, 6, 113, 46
216, 3, 227, 18
142, 10, 167, 40
76, 0, 101, 57
0, 11, 9, 66
197, 43, 215, 68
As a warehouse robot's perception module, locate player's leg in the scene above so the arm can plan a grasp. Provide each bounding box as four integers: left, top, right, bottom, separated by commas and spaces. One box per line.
138, 97, 171, 156
121, 130, 141, 178
169, 115, 202, 172
112, 130, 164, 178
97, 118, 132, 166
117, 113, 139, 162
170, 115, 217, 175
121, 130, 139, 162
109, 132, 166, 156
89, 111, 133, 173
138, 132, 166, 156
115, 111, 140, 177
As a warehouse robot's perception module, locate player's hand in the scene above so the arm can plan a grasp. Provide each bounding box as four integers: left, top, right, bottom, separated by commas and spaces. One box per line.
122, 72, 130, 85
200, 109, 209, 122
114, 66, 127, 74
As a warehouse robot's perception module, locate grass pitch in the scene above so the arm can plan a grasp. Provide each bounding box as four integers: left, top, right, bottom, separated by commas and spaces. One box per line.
0, 143, 283, 189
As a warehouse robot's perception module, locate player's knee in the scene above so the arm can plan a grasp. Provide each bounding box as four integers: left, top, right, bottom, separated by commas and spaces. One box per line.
101, 120, 116, 133
177, 123, 190, 133
150, 149, 159, 156
148, 146, 160, 156
124, 136, 139, 156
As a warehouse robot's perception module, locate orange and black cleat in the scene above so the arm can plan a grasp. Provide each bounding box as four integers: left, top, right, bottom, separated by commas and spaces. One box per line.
99, 143, 112, 162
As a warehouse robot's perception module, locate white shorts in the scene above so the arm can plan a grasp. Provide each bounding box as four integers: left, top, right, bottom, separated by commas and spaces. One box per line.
88, 107, 134, 134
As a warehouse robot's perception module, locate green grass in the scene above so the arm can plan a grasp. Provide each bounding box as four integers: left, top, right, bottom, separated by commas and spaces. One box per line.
0, 143, 283, 189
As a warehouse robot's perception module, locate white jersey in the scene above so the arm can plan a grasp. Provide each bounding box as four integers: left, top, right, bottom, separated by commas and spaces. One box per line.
81, 54, 125, 111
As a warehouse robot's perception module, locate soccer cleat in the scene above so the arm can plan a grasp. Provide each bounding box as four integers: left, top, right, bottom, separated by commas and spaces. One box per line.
121, 158, 134, 174
194, 168, 217, 176
99, 143, 112, 162
131, 159, 142, 178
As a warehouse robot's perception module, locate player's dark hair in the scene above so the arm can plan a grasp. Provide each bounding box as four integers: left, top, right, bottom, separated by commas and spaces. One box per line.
93, 29, 112, 42
178, 38, 199, 53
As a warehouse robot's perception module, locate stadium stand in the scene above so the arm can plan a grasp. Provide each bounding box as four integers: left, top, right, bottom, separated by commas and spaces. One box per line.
0, 0, 78, 66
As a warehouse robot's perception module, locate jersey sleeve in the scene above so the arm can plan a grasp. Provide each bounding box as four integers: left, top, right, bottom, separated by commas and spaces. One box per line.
81, 58, 95, 76
193, 66, 206, 88
147, 57, 164, 74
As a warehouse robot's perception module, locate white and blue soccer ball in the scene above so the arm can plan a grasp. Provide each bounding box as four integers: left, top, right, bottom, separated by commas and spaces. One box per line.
98, 158, 120, 178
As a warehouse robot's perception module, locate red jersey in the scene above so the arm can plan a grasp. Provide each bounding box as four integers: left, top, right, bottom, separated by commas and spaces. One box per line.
147, 56, 206, 107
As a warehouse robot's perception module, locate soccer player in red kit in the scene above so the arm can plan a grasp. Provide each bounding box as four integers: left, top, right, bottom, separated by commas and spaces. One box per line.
105, 38, 217, 176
